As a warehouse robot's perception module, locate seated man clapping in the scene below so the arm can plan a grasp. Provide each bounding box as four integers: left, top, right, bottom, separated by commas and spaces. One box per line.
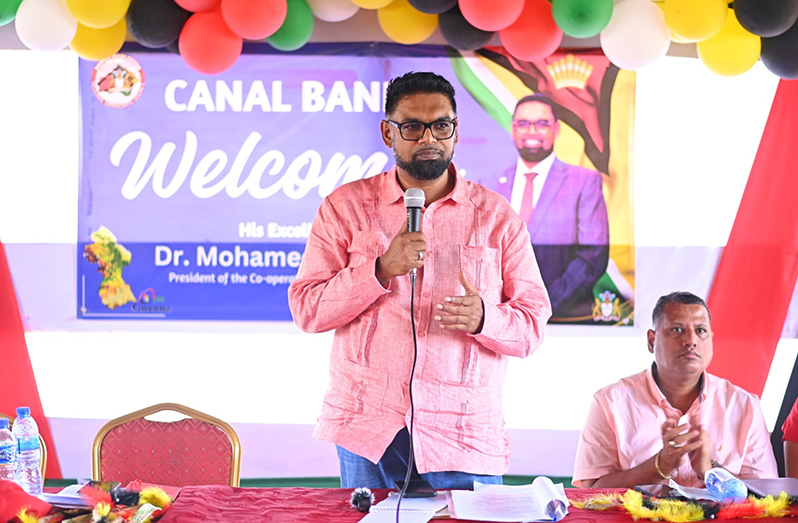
573, 292, 777, 488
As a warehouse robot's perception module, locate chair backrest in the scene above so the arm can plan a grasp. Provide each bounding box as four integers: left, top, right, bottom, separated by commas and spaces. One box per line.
92, 403, 241, 487
0, 412, 48, 477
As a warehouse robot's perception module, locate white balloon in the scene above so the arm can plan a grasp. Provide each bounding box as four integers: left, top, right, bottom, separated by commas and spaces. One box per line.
15, 0, 77, 52
600, 0, 670, 71
306, 0, 359, 22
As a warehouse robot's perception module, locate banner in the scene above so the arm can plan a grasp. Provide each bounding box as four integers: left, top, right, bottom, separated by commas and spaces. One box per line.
77, 44, 634, 323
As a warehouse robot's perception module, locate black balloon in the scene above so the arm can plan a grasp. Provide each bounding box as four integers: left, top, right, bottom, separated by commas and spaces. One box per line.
439, 5, 494, 51
408, 0, 456, 15
127, 0, 191, 49
165, 39, 181, 55
734, 0, 798, 38
761, 18, 798, 79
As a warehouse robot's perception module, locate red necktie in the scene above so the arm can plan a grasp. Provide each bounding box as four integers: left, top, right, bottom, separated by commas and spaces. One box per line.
519, 171, 537, 224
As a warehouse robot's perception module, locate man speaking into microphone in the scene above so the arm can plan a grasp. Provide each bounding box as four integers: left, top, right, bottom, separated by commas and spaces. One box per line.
288, 72, 551, 490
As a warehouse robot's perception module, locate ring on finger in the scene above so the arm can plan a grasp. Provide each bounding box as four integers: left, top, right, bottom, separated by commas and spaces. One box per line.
668, 440, 684, 449
418, 251, 424, 261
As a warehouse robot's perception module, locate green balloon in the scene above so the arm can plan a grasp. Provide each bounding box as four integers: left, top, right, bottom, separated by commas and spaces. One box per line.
552, 0, 613, 39
0, 0, 23, 27
267, 0, 314, 52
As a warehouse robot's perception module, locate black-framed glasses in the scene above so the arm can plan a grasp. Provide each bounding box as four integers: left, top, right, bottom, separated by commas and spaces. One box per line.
512, 119, 554, 135
385, 119, 457, 141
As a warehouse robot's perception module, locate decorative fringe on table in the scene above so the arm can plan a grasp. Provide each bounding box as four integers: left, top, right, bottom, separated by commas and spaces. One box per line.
14, 483, 172, 523
572, 489, 798, 522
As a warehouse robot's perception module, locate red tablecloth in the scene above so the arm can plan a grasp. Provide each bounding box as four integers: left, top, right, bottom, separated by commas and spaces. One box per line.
43, 485, 794, 523
154, 486, 633, 523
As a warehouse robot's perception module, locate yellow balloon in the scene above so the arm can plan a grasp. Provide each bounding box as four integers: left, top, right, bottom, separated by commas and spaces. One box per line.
662, 0, 726, 42
351, 0, 392, 10
670, 30, 693, 44
70, 18, 127, 61
653, 1, 695, 43
67, 0, 131, 29
378, 0, 437, 44
697, 9, 761, 76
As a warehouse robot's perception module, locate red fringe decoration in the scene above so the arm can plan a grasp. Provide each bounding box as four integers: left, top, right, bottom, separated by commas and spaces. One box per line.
80, 486, 114, 508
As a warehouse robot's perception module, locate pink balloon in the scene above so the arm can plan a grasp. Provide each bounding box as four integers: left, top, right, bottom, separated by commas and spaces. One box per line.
500, 0, 562, 61
222, 0, 287, 39
459, 0, 522, 31
179, 10, 242, 74
175, 0, 220, 12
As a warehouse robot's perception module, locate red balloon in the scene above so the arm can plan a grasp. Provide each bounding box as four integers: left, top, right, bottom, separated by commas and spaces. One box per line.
459, 0, 523, 31
179, 10, 243, 74
222, 0, 287, 39
500, 0, 562, 61
175, 0, 220, 12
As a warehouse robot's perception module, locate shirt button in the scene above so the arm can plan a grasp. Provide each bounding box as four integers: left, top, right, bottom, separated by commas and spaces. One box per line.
425, 213, 432, 220
423, 292, 430, 298
418, 332, 426, 338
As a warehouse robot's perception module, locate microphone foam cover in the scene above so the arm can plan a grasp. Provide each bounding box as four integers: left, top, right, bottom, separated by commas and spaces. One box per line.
404, 188, 425, 209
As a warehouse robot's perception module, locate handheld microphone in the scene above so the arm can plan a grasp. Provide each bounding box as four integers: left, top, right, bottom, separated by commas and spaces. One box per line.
404, 189, 425, 280
404, 188, 424, 234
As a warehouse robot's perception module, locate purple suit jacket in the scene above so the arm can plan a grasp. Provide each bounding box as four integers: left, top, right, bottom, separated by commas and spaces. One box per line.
480, 157, 609, 317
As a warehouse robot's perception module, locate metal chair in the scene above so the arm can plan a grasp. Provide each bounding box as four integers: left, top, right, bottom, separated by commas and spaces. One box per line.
92, 403, 241, 487
0, 411, 47, 477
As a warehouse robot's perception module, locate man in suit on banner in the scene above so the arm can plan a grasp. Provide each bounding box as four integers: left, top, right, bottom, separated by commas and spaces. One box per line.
483, 94, 609, 319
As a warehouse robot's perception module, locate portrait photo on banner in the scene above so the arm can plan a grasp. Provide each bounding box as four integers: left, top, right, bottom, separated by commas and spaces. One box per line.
76, 44, 634, 325
462, 49, 636, 325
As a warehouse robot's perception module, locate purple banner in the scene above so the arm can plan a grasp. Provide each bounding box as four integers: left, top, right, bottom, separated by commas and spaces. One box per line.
77, 44, 515, 320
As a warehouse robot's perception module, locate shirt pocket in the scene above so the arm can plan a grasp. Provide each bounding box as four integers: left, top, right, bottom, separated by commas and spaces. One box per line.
458, 245, 503, 304
349, 230, 388, 268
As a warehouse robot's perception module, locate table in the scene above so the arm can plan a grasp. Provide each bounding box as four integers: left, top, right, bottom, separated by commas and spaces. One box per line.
42, 485, 793, 523
149, 486, 701, 523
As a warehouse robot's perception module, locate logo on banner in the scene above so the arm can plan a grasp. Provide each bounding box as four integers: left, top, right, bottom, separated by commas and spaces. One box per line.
593, 290, 622, 322
91, 54, 145, 109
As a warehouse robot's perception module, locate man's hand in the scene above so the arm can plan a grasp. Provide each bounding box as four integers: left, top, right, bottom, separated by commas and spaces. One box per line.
658, 409, 703, 477
375, 220, 426, 287
434, 271, 485, 334
688, 416, 713, 481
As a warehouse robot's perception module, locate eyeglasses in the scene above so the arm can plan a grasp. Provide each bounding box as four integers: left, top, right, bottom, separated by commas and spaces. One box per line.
512, 119, 554, 135
385, 119, 458, 141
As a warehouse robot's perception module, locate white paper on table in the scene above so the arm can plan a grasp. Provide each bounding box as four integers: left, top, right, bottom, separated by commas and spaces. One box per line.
358, 492, 448, 523
474, 477, 570, 504
449, 477, 569, 522
38, 482, 92, 508
357, 510, 437, 523
668, 479, 720, 501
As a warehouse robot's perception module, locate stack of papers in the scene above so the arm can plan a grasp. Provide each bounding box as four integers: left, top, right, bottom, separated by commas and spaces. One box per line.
39, 483, 92, 508
447, 477, 570, 522
358, 493, 448, 523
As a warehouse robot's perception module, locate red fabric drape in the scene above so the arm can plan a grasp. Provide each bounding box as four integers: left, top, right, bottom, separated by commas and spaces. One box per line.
707, 79, 798, 396
0, 241, 61, 478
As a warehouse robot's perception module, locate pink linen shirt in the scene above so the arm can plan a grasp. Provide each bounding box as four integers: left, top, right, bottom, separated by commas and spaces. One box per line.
573, 366, 778, 487
288, 165, 551, 475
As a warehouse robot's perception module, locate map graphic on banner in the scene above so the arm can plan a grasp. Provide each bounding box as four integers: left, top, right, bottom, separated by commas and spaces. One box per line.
77, 44, 634, 323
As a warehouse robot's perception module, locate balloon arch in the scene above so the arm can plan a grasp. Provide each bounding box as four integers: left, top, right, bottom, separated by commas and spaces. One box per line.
0, 0, 796, 78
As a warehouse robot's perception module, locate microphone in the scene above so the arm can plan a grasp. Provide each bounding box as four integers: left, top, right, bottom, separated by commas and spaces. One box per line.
404, 188, 425, 233
404, 188, 425, 279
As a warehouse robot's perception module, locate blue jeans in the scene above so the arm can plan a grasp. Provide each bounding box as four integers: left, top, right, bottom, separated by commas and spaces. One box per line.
336, 427, 502, 490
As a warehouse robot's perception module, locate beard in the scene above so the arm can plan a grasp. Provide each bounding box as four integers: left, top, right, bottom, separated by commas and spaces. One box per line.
517, 144, 553, 164
394, 147, 454, 181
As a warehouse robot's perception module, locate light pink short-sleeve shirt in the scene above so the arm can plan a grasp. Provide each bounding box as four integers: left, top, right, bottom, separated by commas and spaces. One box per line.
573, 366, 778, 487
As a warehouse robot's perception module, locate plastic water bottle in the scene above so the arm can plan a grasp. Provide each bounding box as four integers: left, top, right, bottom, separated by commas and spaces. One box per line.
0, 418, 17, 481
11, 407, 42, 495
705, 467, 747, 503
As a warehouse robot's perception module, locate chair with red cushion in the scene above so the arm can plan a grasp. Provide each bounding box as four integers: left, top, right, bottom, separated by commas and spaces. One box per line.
91, 403, 241, 487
